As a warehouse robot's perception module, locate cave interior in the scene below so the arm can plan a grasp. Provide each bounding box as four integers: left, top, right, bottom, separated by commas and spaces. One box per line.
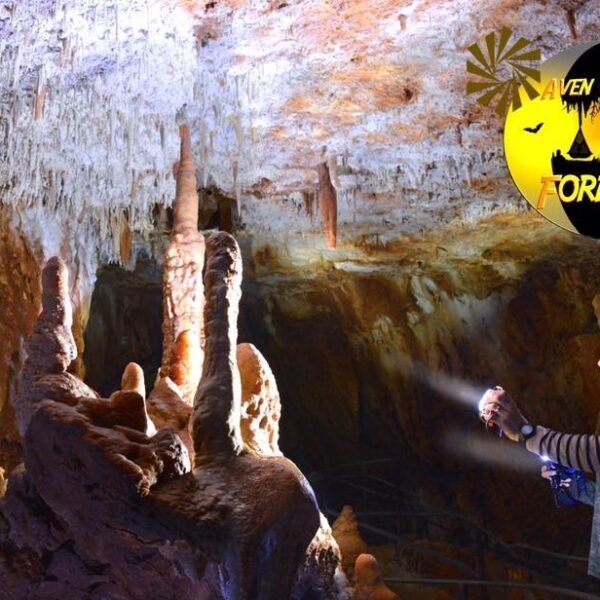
2, 1, 600, 599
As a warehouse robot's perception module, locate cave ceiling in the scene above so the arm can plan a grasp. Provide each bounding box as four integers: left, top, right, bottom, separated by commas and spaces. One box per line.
0, 0, 598, 274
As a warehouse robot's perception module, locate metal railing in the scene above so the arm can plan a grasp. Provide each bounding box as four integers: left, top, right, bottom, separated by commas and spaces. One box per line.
312, 457, 598, 597
382, 577, 600, 599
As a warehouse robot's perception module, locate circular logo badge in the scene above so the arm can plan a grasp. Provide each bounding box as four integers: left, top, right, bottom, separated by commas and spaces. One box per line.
505, 42, 600, 238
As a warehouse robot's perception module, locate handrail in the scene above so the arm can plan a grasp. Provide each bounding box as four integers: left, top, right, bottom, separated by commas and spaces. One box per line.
322, 509, 479, 578
382, 577, 600, 599
510, 543, 588, 564
318, 469, 589, 564
318, 458, 399, 472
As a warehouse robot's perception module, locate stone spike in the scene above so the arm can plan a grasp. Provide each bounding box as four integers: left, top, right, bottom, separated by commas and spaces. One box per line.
121, 362, 145, 398
40, 256, 73, 329
159, 125, 205, 404
173, 124, 199, 233
14, 257, 77, 435
192, 231, 243, 463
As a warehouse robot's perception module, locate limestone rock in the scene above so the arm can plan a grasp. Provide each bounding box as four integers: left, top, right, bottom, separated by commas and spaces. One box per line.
192, 231, 244, 463
332, 505, 369, 579
295, 512, 351, 600
353, 554, 398, 600
0, 126, 345, 599
14, 256, 77, 437
317, 161, 338, 249
0, 211, 42, 475
1, 240, 330, 599
237, 342, 282, 457
161, 124, 205, 405
147, 376, 194, 458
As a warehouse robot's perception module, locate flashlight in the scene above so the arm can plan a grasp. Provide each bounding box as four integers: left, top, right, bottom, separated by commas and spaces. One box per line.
478, 386, 504, 436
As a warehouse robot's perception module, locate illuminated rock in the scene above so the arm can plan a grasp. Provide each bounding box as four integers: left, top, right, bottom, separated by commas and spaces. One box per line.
237, 342, 282, 457
13, 257, 77, 437
161, 124, 205, 406
121, 361, 146, 398
332, 505, 369, 579
295, 512, 351, 600
353, 554, 398, 600
0, 467, 6, 498
147, 375, 194, 458
317, 161, 338, 249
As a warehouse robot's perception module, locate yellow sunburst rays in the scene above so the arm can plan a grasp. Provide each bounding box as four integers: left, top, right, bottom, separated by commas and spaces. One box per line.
466, 27, 541, 116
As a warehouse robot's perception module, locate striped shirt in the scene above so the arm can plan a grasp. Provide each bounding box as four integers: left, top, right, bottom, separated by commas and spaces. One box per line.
526, 426, 600, 474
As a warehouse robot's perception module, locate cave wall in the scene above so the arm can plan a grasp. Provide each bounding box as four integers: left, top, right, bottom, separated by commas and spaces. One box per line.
238, 213, 600, 555
1, 0, 600, 593
0, 208, 41, 476
83, 260, 163, 396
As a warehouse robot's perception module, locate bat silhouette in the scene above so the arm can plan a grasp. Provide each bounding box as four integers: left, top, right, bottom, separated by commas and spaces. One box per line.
524, 123, 544, 134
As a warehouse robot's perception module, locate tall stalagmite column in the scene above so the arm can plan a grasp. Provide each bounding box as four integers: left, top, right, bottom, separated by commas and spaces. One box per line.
161, 124, 205, 405
192, 231, 244, 463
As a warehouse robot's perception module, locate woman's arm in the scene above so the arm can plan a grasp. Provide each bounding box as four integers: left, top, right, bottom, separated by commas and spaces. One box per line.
528, 426, 600, 475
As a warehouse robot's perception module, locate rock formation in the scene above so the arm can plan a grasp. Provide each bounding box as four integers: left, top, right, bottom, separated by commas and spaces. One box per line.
237, 342, 282, 457
332, 505, 369, 580
0, 126, 349, 599
353, 554, 399, 600
160, 124, 205, 405
317, 161, 338, 249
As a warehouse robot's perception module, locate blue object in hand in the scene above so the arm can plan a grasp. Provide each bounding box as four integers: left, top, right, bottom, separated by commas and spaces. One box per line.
546, 460, 585, 507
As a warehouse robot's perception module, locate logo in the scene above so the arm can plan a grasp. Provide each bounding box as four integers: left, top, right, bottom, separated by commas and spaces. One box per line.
466, 27, 541, 116
504, 43, 600, 238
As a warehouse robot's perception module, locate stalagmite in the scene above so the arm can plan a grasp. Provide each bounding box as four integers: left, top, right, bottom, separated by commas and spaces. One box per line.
147, 375, 194, 457
152, 231, 323, 599
317, 161, 338, 249
161, 124, 205, 405
121, 361, 146, 397
237, 342, 282, 457
332, 504, 369, 579
13, 257, 78, 436
168, 329, 201, 394
192, 230, 243, 462
353, 554, 399, 600
0, 125, 352, 600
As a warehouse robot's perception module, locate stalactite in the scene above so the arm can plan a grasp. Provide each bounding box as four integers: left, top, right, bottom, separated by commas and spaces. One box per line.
303, 190, 315, 220
119, 210, 132, 264
317, 161, 338, 249
566, 9, 577, 40
33, 81, 46, 122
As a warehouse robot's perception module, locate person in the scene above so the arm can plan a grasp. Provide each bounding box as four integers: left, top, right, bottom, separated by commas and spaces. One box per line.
479, 386, 600, 578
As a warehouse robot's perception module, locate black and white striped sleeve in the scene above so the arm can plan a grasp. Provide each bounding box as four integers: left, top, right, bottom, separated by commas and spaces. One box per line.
526, 426, 600, 474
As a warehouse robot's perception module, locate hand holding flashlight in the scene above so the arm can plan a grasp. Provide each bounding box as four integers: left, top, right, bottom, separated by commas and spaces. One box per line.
478, 386, 529, 442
